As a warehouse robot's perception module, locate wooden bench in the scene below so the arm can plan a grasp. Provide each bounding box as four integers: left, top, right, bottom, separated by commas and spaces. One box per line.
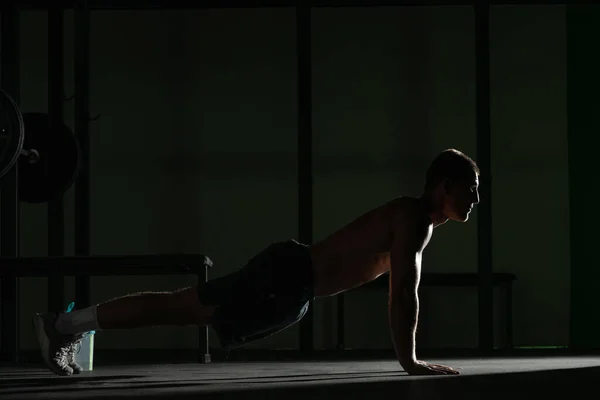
0, 254, 213, 363
336, 272, 517, 350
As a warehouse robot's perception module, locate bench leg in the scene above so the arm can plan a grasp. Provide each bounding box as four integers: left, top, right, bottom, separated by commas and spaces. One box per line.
337, 294, 345, 350
198, 269, 211, 363
198, 325, 211, 363
506, 284, 513, 349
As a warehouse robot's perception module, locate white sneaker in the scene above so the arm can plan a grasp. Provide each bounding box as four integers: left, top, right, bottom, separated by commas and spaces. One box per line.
33, 312, 84, 376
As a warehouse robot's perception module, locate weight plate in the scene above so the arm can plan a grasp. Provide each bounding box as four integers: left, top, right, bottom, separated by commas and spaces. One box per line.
19, 113, 81, 203
0, 89, 25, 179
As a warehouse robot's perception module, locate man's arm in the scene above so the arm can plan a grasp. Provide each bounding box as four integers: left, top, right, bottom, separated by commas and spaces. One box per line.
388, 211, 459, 375
388, 213, 429, 369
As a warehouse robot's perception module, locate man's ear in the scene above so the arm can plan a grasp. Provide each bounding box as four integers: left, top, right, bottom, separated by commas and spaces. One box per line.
443, 179, 452, 195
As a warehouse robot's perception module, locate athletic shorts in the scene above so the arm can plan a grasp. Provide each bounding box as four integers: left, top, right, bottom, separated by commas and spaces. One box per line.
197, 239, 314, 349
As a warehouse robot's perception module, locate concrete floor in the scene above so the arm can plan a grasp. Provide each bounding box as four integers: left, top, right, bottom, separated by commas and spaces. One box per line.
1, 356, 599, 400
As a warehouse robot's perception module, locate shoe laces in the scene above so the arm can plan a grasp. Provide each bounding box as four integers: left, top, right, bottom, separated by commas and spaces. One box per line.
53, 343, 71, 367
67, 334, 85, 361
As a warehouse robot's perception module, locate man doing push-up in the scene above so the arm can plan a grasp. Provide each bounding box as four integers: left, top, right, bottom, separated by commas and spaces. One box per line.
35, 148, 479, 377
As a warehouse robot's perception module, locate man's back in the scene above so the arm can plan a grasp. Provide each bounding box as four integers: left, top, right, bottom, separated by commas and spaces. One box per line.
310, 197, 429, 297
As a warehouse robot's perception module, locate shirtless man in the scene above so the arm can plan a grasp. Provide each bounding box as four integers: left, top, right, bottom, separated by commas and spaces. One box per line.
34, 148, 479, 377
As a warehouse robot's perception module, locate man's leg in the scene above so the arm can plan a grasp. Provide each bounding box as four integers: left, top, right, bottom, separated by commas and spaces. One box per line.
57, 286, 217, 333
34, 286, 216, 376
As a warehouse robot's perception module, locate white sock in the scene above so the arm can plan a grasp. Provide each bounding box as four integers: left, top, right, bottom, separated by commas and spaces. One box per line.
54, 305, 101, 335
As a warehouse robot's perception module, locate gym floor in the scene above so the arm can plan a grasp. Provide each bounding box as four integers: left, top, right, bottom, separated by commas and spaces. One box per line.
1, 356, 599, 400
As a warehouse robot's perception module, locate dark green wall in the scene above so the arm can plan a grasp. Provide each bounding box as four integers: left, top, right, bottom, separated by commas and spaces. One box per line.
13, 6, 569, 352
567, 5, 600, 349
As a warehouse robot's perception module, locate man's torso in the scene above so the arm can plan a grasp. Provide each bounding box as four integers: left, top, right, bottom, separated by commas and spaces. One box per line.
309, 196, 431, 297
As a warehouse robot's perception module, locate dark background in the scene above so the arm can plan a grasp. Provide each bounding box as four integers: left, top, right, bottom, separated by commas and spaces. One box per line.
5, 5, 589, 355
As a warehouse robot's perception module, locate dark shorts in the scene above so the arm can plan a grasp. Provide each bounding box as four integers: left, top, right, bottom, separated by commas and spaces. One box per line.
197, 239, 314, 349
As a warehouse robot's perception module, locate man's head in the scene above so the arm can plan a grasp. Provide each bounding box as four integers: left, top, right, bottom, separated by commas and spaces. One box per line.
424, 149, 480, 222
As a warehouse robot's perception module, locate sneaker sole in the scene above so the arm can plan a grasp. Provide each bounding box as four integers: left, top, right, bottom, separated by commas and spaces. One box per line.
33, 314, 73, 376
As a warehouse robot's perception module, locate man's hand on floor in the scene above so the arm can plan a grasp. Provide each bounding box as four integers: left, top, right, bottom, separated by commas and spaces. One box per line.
403, 360, 460, 376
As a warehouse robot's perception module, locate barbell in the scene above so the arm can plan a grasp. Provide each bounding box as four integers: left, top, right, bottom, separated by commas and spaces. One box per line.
0, 89, 81, 203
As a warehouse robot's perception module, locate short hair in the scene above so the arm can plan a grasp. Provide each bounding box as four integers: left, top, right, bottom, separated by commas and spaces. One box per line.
424, 149, 479, 190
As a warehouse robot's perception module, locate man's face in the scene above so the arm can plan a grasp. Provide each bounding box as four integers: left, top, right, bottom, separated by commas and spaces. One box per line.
443, 172, 480, 222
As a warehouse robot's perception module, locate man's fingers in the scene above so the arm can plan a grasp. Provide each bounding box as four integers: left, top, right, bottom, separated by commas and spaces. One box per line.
432, 363, 457, 370
425, 365, 448, 374
428, 368, 450, 375
428, 364, 460, 374
407, 361, 461, 376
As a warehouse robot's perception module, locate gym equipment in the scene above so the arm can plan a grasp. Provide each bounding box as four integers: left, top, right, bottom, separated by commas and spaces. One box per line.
19, 112, 81, 203
0, 89, 81, 203
0, 88, 24, 179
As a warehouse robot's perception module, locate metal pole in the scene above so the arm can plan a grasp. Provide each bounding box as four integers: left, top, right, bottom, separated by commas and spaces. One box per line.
566, 5, 600, 349
474, 1, 494, 353
0, 2, 21, 364
74, 0, 92, 309
297, 5, 314, 353
48, 4, 66, 313
337, 295, 344, 349
198, 267, 211, 363
15, 0, 600, 11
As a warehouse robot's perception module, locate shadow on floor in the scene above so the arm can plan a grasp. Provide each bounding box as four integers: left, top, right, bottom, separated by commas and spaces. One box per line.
2, 363, 600, 400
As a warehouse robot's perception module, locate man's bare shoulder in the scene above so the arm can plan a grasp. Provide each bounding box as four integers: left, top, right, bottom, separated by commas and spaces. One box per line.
387, 196, 430, 223
388, 197, 433, 247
